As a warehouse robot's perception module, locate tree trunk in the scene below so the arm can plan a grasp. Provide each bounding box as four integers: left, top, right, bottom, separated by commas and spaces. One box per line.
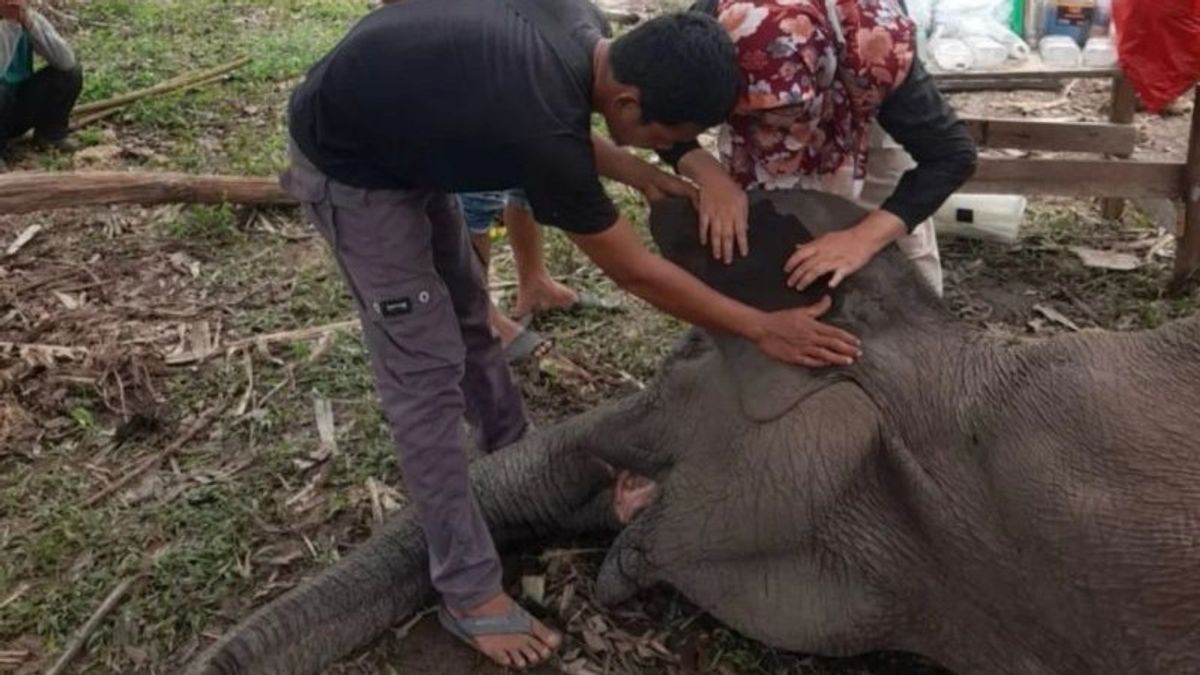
0, 172, 295, 214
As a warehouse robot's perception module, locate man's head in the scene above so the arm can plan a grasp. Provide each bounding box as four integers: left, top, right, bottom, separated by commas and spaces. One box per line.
0, 0, 27, 23
596, 12, 741, 150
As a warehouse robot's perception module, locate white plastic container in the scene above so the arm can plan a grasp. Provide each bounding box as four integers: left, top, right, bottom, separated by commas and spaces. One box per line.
964, 35, 1008, 69
930, 37, 975, 71
933, 194, 1027, 243
1039, 34, 1082, 67
1082, 36, 1117, 68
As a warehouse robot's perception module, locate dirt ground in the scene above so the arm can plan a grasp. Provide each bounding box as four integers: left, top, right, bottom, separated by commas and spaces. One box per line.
2, 2, 1198, 674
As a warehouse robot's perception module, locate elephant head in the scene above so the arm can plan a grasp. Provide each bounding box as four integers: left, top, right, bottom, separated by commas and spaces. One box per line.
187, 192, 1200, 675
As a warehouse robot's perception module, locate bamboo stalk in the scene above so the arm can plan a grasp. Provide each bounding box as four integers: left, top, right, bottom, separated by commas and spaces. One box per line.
71, 56, 250, 117
70, 69, 240, 129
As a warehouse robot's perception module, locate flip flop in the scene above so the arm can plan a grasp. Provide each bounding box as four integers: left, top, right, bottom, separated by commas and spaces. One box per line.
437, 603, 554, 660
504, 327, 552, 364
515, 291, 621, 326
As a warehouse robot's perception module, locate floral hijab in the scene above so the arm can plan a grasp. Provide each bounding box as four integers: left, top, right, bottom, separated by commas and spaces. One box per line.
714, 0, 916, 195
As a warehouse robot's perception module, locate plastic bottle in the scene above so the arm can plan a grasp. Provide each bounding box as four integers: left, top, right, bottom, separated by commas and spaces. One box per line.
1043, 0, 1096, 46
1039, 34, 1082, 67
933, 194, 1027, 243
1082, 36, 1116, 67
964, 35, 1008, 69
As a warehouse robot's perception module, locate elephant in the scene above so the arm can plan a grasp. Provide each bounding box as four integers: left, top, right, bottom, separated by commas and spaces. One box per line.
185, 190, 1200, 675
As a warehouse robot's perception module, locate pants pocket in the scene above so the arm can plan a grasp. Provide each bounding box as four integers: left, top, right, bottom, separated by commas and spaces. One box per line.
366, 273, 466, 375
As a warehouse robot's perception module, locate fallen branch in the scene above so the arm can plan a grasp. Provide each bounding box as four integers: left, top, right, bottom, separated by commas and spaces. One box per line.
0, 171, 295, 214
85, 403, 224, 506
45, 575, 139, 675
71, 69, 243, 129
72, 57, 251, 116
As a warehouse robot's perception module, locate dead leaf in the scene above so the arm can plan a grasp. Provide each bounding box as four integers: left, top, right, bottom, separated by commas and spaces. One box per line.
1032, 304, 1081, 332
1069, 246, 1142, 271
521, 575, 546, 606
74, 143, 123, 166
581, 628, 609, 653
5, 224, 42, 256
52, 290, 80, 310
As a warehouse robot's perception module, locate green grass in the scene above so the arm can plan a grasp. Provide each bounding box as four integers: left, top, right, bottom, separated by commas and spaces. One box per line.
69, 0, 363, 174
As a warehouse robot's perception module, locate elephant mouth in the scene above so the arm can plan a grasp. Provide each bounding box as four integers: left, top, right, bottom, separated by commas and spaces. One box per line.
612, 469, 658, 525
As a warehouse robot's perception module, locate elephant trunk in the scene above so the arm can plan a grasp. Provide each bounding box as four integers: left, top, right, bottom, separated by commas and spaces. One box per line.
183, 409, 619, 675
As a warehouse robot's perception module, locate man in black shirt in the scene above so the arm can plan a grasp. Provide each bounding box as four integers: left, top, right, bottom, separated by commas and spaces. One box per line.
284, 0, 861, 667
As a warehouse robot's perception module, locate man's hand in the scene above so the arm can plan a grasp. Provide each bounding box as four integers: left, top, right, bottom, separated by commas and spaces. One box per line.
677, 148, 748, 265
752, 296, 861, 368
785, 210, 906, 291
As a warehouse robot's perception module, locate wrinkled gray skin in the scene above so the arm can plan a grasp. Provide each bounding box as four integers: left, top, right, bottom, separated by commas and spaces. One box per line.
187, 191, 1200, 675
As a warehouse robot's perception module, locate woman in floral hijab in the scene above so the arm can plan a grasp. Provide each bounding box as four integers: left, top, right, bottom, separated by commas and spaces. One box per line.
664, 0, 976, 294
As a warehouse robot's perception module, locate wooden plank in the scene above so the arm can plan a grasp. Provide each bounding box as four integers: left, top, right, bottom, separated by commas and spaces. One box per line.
0, 172, 295, 214
939, 76, 1063, 93
962, 117, 1137, 155
1102, 76, 1139, 218
1172, 87, 1200, 288
966, 158, 1184, 198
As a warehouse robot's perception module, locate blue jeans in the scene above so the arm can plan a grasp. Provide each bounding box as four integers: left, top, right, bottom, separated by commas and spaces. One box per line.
457, 189, 530, 235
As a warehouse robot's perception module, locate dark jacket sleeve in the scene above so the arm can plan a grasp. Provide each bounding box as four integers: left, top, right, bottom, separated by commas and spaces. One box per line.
875, 58, 978, 230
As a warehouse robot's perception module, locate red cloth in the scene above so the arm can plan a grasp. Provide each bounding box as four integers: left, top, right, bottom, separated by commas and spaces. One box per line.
1113, 0, 1200, 113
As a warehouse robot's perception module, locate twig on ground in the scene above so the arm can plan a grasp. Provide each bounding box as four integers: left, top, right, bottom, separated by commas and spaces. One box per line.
45, 575, 139, 675
84, 403, 225, 506
393, 607, 437, 640
166, 320, 358, 365
0, 341, 90, 361
72, 57, 251, 117
233, 351, 255, 417
0, 582, 31, 610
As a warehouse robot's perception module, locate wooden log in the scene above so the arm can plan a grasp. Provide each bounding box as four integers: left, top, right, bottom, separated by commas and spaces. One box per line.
71, 56, 250, 116
0, 172, 295, 214
1102, 75, 1138, 219
961, 117, 1137, 155
1172, 87, 1200, 289
966, 158, 1185, 199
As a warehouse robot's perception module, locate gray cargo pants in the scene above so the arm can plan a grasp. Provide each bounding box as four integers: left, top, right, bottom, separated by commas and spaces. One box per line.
281, 143, 528, 610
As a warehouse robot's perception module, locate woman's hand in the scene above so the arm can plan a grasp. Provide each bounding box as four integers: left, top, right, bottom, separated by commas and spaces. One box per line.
678, 149, 749, 264
785, 210, 907, 291
696, 169, 749, 264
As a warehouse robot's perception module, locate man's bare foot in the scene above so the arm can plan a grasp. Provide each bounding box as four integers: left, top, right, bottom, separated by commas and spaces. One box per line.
513, 274, 579, 320
449, 593, 562, 669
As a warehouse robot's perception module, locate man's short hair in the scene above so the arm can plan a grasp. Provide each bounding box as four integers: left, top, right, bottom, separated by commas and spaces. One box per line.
609, 12, 742, 128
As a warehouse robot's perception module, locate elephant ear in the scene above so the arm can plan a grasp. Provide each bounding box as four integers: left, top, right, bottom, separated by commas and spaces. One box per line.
648, 191, 867, 422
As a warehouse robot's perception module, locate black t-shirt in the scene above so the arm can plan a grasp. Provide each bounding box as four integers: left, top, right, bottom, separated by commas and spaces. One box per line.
289, 0, 618, 234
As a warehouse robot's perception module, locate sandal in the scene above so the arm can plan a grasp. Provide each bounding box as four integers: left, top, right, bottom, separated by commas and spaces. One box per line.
503, 327, 552, 364
436, 603, 556, 663
514, 291, 621, 326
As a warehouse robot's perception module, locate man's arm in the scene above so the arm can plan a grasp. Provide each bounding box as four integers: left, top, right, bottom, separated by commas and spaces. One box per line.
591, 131, 696, 204
23, 8, 75, 71
567, 213, 861, 368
